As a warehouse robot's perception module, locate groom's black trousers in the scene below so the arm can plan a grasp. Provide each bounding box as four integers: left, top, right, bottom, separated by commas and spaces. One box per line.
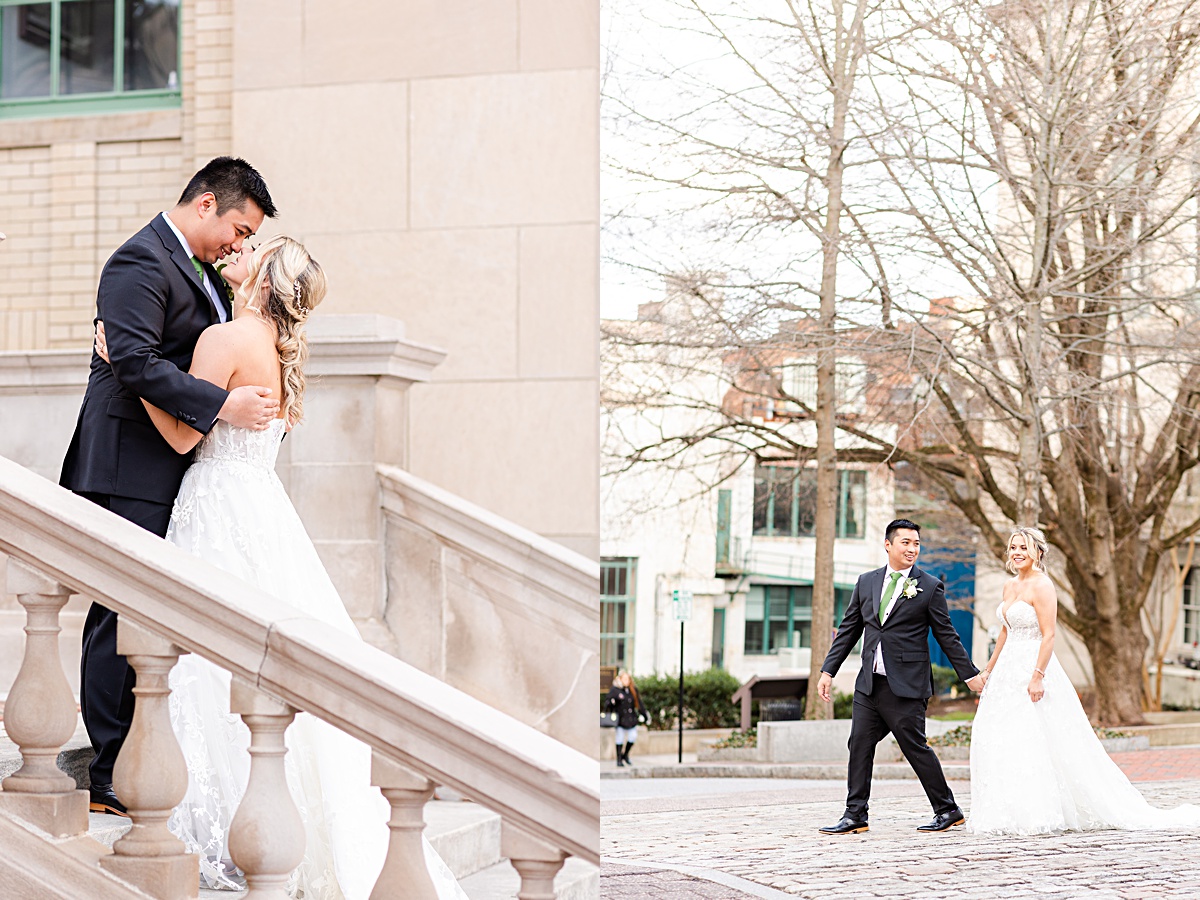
77, 492, 173, 788
846, 673, 958, 821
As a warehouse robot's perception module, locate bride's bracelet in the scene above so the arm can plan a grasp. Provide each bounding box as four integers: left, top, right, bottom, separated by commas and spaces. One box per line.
1033, 666, 1046, 677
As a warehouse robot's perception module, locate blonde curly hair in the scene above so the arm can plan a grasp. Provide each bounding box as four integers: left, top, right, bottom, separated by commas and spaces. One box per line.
236, 235, 327, 424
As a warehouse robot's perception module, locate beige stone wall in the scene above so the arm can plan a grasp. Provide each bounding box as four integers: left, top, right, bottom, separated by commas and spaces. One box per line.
228, 0, 600, 557
0, 1, 599, 557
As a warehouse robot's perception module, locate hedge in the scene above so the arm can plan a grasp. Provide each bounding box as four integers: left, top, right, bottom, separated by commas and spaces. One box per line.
609, 668, 857, 729
625, 668, 743, 730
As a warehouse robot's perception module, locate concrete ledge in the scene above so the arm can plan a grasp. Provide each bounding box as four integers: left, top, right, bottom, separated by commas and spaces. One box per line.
1124, 723, 1200, 747
601, 761, 973, 780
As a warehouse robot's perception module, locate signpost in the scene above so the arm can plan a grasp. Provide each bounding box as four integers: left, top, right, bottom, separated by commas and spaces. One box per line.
672, 589, 693, 764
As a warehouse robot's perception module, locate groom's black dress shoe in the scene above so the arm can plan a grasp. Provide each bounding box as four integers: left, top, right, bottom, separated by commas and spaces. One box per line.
89, 783, 130, 818
818, 816, 869, 835
917, 808, 965, 832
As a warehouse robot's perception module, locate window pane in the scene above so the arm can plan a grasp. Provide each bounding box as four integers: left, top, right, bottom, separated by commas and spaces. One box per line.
744, 620, 764, 654
768, 619, 790, 652
1, 5, 52, 100
841, 470, 867, 538
771, 474, 792, 536
61, 0, 116, 95
745, 586, 765, 621
124, 0, 178, 91
795, 469, 817, 536
767, 586, 790, 621
753, 467, 771, 534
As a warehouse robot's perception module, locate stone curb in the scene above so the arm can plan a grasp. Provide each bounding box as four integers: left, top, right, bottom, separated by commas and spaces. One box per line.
601, 761, 972, 780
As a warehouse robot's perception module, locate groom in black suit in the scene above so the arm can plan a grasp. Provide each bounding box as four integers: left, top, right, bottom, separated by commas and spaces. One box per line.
816, 518, 985, 834
60, 157, 278, 816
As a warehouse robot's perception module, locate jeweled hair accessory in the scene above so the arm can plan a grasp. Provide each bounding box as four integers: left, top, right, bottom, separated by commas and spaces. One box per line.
292, 278, 310, 319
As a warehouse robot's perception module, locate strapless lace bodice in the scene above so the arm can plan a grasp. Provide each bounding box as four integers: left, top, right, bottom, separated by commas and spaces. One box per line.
998, 600, 1042, 642
193, 419, 286, 469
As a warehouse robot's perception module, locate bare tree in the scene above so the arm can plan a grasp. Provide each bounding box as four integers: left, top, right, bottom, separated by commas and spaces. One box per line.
604, 0, 892, 719
851, 0, 1200, 723
605, 0, 1200, 724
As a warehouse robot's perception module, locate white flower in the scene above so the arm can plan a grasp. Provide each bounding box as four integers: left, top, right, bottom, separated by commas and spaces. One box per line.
901, 577, 922, 599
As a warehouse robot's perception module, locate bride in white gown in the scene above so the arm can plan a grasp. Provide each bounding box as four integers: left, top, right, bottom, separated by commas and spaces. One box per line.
133, 236, 468, 898
968, 526, 1200, 835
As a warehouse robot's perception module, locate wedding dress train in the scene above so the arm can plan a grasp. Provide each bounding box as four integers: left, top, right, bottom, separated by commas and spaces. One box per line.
164, 419, 467, 898
968, 599, 1200, 835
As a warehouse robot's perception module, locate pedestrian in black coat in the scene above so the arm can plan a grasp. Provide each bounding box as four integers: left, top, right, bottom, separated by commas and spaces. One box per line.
605, 670, 648, 767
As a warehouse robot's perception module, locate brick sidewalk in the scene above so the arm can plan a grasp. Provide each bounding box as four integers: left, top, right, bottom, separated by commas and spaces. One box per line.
603, 779, 1200, 899
1111, 746, 1200, 782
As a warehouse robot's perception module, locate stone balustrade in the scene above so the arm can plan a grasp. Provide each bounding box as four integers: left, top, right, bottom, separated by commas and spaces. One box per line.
0, 453, 599, 898
378, 465, 600, 756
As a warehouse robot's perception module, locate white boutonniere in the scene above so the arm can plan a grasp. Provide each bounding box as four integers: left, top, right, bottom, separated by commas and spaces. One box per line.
901, 577, 922, 599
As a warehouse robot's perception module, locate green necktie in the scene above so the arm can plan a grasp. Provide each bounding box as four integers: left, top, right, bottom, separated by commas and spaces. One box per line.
879, 571, 902, 623
190, 255, 204, 280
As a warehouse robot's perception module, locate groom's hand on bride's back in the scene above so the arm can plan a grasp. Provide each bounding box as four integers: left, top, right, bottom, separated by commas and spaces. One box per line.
218, 385, 280, 430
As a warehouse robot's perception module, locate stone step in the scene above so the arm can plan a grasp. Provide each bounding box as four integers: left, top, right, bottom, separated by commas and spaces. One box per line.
460, 856, 599, 900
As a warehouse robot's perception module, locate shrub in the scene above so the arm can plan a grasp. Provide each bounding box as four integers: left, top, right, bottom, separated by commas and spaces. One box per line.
630, 668, 742, 730
931, 663, 971, 697
833, 689, 854, 719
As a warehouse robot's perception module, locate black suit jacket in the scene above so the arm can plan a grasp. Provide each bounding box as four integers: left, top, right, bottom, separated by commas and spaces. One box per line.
820, 564, 979, 699
61, 216, 231, 504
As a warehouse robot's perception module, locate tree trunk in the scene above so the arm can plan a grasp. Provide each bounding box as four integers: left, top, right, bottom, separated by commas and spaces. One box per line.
1087, 615, 1150, 726
806, 0, 861, 721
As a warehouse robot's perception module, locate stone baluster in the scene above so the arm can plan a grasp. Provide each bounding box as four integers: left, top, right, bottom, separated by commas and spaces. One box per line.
0, 559, 87, 837
228, 679, 304, 900
101, 618, 197, 898
370, 752, 439, 900
503, 824, 566, 900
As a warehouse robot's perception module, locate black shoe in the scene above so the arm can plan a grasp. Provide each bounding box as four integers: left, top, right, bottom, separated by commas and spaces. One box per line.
917, 808, 965, 832
818, 816, 869, 835
88, 783, 129, 818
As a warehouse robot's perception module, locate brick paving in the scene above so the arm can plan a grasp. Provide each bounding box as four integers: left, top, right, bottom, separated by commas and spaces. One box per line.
602, 771, 1200, 899
1110, 746, 1200, 782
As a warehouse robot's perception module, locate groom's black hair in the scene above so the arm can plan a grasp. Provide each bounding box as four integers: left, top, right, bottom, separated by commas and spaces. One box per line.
884, 518, 921, 543
178, 156, 278, 218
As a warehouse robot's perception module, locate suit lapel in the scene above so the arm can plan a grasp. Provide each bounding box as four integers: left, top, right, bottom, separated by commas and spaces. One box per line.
884, 566, 925, 625
202, 260, 232, 321
149, 216, 223, 323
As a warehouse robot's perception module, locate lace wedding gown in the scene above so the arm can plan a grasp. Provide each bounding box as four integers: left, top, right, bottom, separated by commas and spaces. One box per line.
164, 420, 467, 898
968, 599, 1200, 835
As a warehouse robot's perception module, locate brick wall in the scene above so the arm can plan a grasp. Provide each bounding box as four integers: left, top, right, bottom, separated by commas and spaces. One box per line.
0, 3, 232, 351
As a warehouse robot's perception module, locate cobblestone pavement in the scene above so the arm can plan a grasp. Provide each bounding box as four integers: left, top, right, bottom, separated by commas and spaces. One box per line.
602, 778, 1200, 899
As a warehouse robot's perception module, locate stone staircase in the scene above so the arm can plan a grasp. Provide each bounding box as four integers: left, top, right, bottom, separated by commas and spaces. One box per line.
2, 717, 597, 899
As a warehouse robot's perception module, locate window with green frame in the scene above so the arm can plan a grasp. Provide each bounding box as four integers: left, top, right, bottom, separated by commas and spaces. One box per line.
752, 465, 867, 539
0, 0, 180, 118
743, 584, 851, 655
601, 558, 636, 670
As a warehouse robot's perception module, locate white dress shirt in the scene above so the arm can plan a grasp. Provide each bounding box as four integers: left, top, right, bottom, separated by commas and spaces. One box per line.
161, 212, 227, 323
872, 565, 913, 676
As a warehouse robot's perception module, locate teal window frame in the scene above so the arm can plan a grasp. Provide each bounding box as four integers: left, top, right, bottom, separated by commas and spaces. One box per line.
743, 584, 851, 655
601, 557, 637, 670
0, 0, 181, 119
752, 465, 867, 539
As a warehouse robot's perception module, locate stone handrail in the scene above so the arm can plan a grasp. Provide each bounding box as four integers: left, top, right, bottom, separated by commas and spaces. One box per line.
0, 455, 599, 870
378, 466, 599, 756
